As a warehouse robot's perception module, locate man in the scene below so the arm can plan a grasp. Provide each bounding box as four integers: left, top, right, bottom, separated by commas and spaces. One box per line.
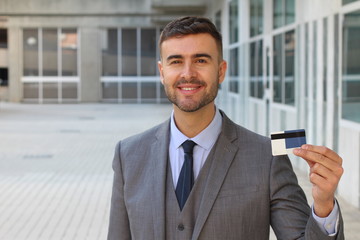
108, 16, 344, 239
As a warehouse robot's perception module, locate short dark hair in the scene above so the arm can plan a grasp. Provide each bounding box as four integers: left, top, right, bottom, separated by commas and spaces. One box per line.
159, 16, 223, 60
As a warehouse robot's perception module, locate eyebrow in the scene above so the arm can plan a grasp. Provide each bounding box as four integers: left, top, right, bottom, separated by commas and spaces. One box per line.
166, 53, 213, 62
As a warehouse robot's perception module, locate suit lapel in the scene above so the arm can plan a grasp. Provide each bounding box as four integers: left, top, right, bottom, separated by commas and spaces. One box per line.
192, 114, 239, 240
150, 119, 170, 240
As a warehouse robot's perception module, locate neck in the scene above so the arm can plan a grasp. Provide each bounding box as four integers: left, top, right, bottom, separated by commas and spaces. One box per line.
173, 103, 216, 138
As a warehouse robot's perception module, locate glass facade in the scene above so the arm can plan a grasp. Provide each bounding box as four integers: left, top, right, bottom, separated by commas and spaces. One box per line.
250, 40, 263, 98
229, 0, 239, 44
22, 28, 79, 102
273, 30, 295, 105
229, 47, 239, 93
342, 10, 360, 123
101, 28, 163, 103
343, 0, 359, 4
273, 0, 295, 29
250, 0, 263, 37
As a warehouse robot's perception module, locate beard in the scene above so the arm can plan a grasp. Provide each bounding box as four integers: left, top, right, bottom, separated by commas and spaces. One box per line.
164, 77, 220, 112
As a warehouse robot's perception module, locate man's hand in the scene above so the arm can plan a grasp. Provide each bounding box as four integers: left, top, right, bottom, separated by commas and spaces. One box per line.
293, 144, 344, 217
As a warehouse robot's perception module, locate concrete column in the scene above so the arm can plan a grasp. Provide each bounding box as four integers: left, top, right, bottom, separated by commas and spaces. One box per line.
80, 27, 101, 102
8, 27, 22, 102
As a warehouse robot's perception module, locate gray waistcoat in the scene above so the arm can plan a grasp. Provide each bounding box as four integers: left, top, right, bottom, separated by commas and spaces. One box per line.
165, 153, 214, 240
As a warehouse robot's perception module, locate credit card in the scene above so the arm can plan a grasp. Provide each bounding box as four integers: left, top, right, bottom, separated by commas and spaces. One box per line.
271, 129, 306, 156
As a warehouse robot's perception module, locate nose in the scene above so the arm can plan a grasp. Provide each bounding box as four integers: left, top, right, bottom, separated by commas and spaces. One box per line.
180, 62, 197, 80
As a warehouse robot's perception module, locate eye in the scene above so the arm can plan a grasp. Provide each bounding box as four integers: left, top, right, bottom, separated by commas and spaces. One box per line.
196, 58, 207, 64
170, 60, 182, 65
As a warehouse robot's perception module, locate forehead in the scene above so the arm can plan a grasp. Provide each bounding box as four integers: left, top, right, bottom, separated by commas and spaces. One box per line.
160, 33, 219, 58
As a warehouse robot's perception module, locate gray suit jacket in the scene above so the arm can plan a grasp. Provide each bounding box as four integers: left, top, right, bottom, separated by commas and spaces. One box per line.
108, 111, 344, 240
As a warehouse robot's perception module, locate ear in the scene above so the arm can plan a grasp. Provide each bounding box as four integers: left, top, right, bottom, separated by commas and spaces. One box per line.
158, 60, 165, 84
218, 60, 227, 84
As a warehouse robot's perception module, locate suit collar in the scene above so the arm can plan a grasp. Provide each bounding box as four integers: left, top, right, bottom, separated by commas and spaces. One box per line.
151, 119, 171, 240
192, 112, 239, 239
150, 112, 239, 240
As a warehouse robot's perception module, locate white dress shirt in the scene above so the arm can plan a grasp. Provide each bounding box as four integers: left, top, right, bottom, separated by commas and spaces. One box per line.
169, 107, 338, 235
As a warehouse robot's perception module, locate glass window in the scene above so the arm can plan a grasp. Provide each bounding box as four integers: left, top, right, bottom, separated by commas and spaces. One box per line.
273, 30, 295, 105
273, 0, 283, 29
23, 29, 39, 76
215, 11, 222, 33
0, 68, 8, 86
122, 29, 137, 76
23, 83, 39, 99
62, 82, 77, 99
43, 29, 58, 76
102, 82, 119, 99
250, 40, 263, 98
273, 34, 283, 103
273, 0, 295, 29
284, 30, 295, 105
61, 29, 78, 76
43, 83, 58, 99
229, 0, 239, 44
0, 29, 7, 48
229, 47, 239, 93
102, 29, 118, 76
342, 10, 360, 123
141, 29, 157, 76
285, 0, 295, 25
250, 0, 263, 37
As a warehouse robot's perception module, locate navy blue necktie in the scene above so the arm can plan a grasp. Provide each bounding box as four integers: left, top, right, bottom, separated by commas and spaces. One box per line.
175, 140, 196, 211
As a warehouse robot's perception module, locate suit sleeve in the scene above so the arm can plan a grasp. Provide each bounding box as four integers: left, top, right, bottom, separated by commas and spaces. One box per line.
269, 155, 344, 240
107, 142, 131, 240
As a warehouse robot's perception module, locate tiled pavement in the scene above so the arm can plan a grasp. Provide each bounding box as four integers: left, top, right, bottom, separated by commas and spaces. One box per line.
0, 103, 358, 240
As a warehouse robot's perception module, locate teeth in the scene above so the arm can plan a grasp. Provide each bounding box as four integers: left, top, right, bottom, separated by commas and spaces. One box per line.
182, 87, 196, 91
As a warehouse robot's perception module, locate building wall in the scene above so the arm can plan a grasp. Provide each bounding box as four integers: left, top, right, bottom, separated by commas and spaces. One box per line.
206, 0, 360, 209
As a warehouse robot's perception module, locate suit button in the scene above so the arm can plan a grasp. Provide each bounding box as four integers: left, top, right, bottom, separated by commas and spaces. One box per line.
177, 224, 184, 231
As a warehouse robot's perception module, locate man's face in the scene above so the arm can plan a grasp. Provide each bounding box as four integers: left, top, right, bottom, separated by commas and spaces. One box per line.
158, 33, 227, 113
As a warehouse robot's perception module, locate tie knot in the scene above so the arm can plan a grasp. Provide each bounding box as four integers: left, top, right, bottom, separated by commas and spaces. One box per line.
182, 140, 196, 154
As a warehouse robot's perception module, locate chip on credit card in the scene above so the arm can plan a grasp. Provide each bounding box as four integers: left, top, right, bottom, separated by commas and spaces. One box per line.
271, 129, 306, 156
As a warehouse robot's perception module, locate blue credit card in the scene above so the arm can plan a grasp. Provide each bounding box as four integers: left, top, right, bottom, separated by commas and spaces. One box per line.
271, 129, 306, 156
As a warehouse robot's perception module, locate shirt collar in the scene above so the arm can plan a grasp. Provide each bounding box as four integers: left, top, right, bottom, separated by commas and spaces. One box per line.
170, 106, 223, 151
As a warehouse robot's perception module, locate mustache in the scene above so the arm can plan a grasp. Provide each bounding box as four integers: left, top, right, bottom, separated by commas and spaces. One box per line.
174, 79, 206, 87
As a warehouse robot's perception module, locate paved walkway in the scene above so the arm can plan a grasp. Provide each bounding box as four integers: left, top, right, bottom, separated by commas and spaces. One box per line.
0, 103, 358, 240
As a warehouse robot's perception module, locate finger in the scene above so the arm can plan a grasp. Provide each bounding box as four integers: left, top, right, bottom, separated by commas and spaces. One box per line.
301, 144, 343, 165
310, 163, 341, 184
293, 147, 341, 172
309, 171, 336, 195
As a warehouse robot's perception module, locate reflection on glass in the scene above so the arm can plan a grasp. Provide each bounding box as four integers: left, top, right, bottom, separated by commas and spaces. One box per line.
141, 82, 157, 100
250, 40, 264, 98
61, 29, 78, 76
23, 83, 39, 99
273, 34, 282, 103
273, 0, 283, 29
43, 83, 58, 99
23, 29, 39, 76
102, 29, 118, 76
250, 0, 263, 37
229, 47, 239, 93
62, 82, 78, 99
122, 29, 137, 76
215, 11, 222, 33
229, 0, 238, 44
141, 29, 157, 76
285, 30, 295, 105
342, 10, 360, 123
285, 0, 295, 25
273, 0, 295, 29
0, 29, 7, 48
122, 82, 137, 100
102, 82, 119, 99
43, 29, 58, 76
